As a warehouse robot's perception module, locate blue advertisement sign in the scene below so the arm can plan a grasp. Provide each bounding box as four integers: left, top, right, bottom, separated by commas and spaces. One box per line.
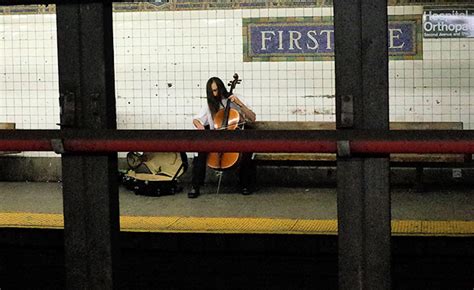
423, 9, 474, 38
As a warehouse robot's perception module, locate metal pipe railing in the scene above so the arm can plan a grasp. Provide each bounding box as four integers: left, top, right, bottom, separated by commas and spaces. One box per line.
1, 129, 474, 154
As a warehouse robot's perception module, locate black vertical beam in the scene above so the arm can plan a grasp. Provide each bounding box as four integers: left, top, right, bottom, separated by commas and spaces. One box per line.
56, 2, 119, 289
334, 0, 390, 289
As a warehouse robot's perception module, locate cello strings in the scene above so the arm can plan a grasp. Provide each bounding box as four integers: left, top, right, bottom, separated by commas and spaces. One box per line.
216, 121, 247, 130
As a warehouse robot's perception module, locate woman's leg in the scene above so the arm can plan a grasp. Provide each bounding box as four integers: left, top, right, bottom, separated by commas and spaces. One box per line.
239, 152, 256, 194
189, 152, 207, 197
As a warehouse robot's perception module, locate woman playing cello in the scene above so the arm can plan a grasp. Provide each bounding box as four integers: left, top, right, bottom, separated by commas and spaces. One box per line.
188, 76, 256, 198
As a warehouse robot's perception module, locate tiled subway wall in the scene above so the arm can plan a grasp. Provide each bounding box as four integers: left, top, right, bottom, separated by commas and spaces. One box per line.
1, 4, 474, 157
0, 13, 59, 130
114, 7, 339, 131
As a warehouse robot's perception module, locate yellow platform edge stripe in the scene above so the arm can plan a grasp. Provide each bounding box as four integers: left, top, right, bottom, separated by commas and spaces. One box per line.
0, 212, 473, 237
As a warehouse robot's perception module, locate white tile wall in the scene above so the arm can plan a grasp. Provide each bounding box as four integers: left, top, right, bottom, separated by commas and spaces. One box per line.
388, 6, 474, 127
113, 8, 339, 130
0, 13, 59, 157
0, 14, 59, 129
1, 6, 474, 158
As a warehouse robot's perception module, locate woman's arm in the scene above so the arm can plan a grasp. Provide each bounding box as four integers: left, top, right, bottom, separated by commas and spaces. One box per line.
193, 106, 209, 129
228, 95, 256, 123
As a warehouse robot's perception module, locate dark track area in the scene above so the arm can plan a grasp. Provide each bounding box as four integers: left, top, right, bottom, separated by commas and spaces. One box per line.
0, 228, 472, 289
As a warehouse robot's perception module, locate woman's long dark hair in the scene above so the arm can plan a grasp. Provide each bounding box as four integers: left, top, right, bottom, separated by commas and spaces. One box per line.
206, 77, 229, 117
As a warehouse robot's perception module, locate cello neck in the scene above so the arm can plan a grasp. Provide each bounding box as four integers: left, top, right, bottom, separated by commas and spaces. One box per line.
221, 98, 231, 128
220, 73, 240, 128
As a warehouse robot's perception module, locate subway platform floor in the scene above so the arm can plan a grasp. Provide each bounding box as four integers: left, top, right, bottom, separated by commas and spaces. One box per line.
0, 182, 473, 236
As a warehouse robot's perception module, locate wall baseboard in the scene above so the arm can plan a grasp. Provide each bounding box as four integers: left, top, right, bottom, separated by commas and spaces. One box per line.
0, 157, 472, 187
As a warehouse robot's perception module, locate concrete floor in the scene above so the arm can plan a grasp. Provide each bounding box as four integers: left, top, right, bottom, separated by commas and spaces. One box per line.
0, 182, 472, 221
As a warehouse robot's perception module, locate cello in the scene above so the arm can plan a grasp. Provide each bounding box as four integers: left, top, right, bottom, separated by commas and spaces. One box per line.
206, 73, 243, 171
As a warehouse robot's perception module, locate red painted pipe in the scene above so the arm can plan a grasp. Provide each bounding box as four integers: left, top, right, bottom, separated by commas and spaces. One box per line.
1, 139, 474, 154
0, 140, 52, 151
350, 141, 474, 154
66, 140, 337, 153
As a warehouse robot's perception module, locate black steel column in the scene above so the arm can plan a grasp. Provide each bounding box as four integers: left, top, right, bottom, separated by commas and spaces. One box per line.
56, 2, 119, 289
334, 0, 390, 289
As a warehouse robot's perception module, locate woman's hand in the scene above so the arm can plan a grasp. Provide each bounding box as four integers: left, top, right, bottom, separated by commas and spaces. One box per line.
193, 119, 205, 130
228, 95, 243, 107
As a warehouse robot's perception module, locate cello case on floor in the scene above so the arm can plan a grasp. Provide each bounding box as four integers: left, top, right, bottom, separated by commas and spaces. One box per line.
121, 152, 188, 196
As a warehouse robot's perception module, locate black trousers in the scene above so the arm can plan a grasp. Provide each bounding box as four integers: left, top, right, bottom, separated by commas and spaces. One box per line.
191, 152, 256, 190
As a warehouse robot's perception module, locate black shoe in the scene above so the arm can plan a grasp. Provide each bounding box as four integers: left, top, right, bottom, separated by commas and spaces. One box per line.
241, 187, 252, 195
188, 188, 200, 198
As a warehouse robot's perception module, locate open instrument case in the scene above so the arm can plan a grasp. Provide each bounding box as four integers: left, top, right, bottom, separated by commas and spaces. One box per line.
121, 152, 188, 196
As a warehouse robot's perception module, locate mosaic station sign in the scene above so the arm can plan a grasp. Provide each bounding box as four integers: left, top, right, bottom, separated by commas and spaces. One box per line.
243, 16, 422, 61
